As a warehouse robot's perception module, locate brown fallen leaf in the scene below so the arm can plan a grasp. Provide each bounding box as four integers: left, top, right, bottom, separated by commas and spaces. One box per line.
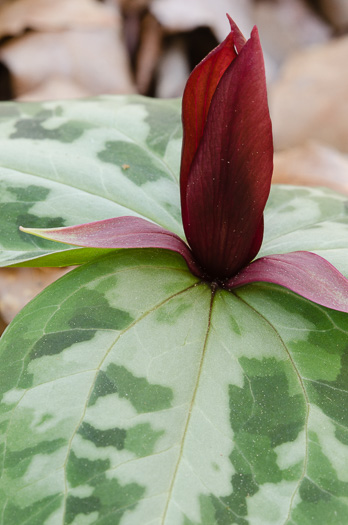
270, 34, 348, 153
254, 0, 330, 67
135, 13, 163, 95
0, 0, 118, 38
16, 75, 90, 101
0, 29, 135, 98
273, 141, 348, 195
0, 267, 72, 327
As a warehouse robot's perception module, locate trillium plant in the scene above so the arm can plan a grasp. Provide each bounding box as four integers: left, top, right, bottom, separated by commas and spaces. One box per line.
0, 16, 347, 525
20, 17, 348, 311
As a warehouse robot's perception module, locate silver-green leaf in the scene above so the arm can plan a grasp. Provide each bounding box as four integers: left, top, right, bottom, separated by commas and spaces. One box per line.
0, 249, 347, 524
0, 96, 183, 267
0, 95, 348, 525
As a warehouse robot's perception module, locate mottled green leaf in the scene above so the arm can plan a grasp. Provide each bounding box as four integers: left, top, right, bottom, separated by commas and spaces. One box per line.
1, 248, 347, 524
260, 185, 348, 274
0, 96, 183, 267
1, 95, 348, 525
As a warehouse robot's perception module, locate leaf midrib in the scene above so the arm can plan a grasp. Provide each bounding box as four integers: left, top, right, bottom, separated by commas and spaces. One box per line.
160, 284, 215, 524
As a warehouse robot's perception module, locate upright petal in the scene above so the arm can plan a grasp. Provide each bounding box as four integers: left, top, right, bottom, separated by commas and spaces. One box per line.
184, 27, 273, 279
180, 18, 246, 225
226, 251, 348, 313
20, 217, 204, 278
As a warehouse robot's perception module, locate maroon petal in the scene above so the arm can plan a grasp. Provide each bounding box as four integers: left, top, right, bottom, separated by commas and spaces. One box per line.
226, 14, 247, 53
226, 251, 348, 313
20, 217, 204, 278
180, 17, 246, 226
184, 27, 273, 279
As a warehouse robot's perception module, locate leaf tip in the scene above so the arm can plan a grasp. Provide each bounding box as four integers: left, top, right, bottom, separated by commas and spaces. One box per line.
19, 225, 31, 233
19, 225, 48, 241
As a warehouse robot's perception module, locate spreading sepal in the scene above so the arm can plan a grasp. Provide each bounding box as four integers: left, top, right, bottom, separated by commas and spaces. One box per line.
227, 251, 348, 313
20, 217, 204, 278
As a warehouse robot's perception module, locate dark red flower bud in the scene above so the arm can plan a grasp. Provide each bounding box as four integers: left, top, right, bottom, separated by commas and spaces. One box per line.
180, 18, 273, 279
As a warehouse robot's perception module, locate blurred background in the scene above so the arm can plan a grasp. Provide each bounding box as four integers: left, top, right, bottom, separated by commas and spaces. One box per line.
0, 0, 346, 100
1, 0, 348, 332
